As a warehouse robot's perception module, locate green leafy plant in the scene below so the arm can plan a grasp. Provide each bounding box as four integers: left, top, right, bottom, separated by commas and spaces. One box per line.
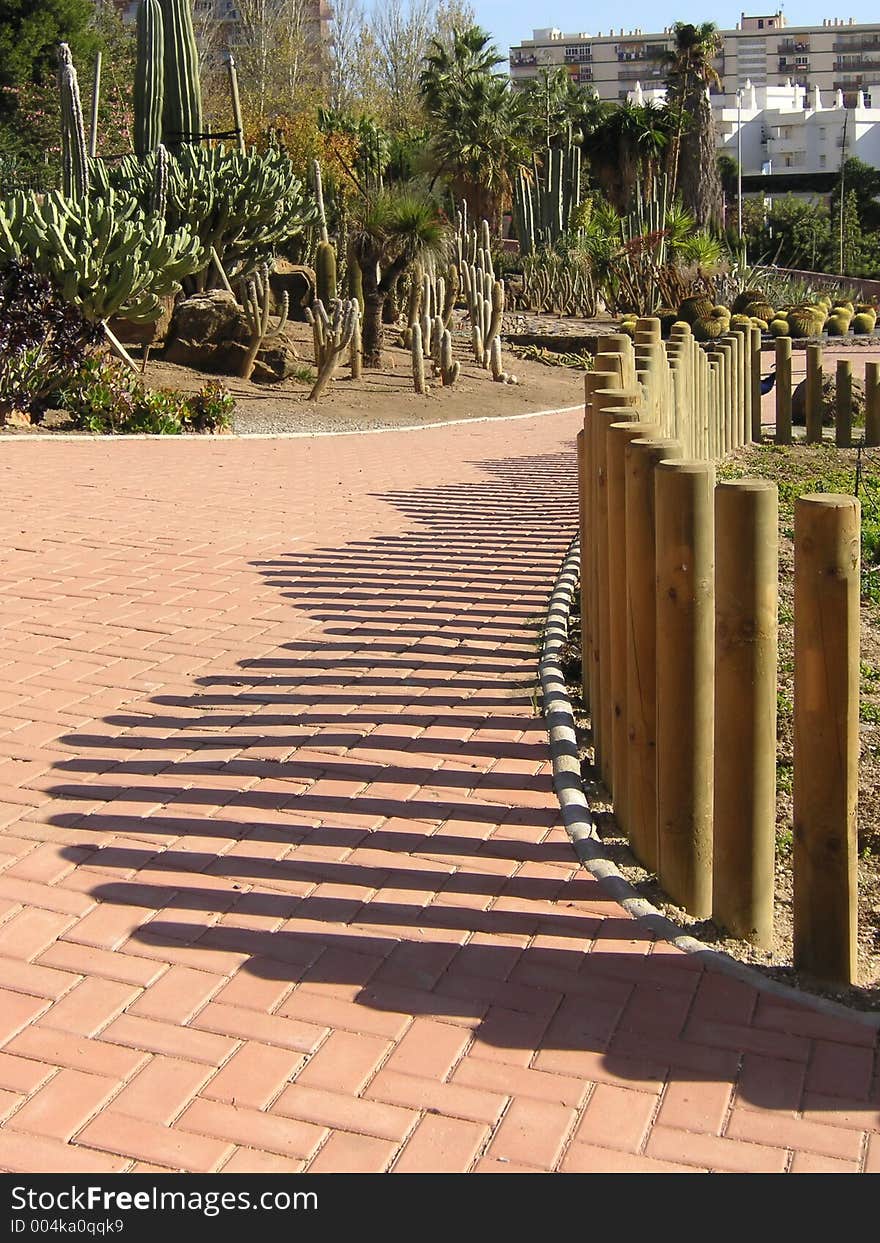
59, 356, 233, 434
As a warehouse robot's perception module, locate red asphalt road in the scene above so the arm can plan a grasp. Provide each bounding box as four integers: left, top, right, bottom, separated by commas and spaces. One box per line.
0, 413, 876, 1174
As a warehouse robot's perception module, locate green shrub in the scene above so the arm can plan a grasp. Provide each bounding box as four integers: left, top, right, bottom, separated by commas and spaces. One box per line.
852, 312, 876, 334
59, 358, 233, 434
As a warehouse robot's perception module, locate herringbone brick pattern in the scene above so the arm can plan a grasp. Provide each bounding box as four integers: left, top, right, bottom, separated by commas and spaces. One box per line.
0, 419, 876, 1173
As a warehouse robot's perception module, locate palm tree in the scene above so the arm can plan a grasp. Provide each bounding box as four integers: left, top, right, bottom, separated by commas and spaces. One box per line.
584, 102, 675, 210
663, 22, 723, 228
420, 24, 533, 229
349, 189, 447, 366
520, 67, 605, 149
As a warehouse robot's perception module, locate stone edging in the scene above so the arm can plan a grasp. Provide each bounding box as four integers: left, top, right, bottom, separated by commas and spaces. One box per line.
539, 534, 880, 1029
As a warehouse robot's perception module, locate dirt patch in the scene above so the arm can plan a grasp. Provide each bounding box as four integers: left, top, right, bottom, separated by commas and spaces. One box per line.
1, 316, 585, 437
565, 441, 880, 1010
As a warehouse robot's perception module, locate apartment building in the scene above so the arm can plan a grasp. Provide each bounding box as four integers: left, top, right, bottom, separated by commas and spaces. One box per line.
510, 13, 880, 109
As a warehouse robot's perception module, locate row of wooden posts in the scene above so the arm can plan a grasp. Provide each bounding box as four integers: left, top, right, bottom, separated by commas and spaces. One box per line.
774, 339, 880, 447
577, 318, 861, 986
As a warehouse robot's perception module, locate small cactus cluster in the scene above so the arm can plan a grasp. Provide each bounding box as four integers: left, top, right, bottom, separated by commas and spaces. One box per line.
305, 297, 360, 400
237, 262, 289, 380
408, 293, 460, 392
512, 135, 582, 255
458, 219, 515, 383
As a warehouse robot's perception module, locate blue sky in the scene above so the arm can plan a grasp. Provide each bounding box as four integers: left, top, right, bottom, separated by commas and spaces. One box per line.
474, 2, 880, 56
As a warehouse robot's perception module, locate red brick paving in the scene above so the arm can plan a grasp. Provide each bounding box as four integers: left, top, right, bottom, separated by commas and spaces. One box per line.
0, 418, 876, 1174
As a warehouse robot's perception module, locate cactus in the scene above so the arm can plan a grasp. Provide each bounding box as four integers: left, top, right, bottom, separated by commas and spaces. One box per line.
769, 318, 790, 337
150, 143, 168, 217
411, 322, 427, 394
852, 312, 874, 334
348, 254, 363, 315
743, 301, 775, 323
513, 133, 582, 254
679, 296, 714, 325
443, 265, 459, 328
316, 240, 337, 306
732, 288, 766, 313
692, 316, 726, 341
311, 159, 329, 244
306, 298, 358, 400
0, 189, 202, 324
787, 306, 825, 338
58, 44, 89, 204
160, 0, 202, 147
134, 0, 164, 155
825, 314, 849, 336
237, 262, 289, 380
438, 330, 459, 386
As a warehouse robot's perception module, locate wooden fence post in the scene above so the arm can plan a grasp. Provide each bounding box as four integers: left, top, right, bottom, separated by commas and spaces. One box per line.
775, 336, 792, 445
865, 361, 880, 448
805, 343, 823, 444
792, 494, 860, 985
655, 460, 716, 917
836, 359, 852, 449
713, 480, 779, 946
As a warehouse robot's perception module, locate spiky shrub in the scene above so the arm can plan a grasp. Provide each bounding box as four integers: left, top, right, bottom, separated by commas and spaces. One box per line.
750, 318, 769, 331
743, 301, 775, 324
833, 300, 854, 314
692, 315, 726, 341
852, 312, 875, 334
825, 314, 849, 336
678, 296, 713, 325
769, 318, 790, 337
730, 313, 752, 328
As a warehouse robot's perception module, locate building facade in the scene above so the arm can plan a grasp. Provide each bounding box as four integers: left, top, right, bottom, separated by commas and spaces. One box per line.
510, 13, 880, 109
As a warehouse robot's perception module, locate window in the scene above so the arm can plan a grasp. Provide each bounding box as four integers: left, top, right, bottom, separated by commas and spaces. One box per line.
758, 19, 764, 28
820, 154, 827, 167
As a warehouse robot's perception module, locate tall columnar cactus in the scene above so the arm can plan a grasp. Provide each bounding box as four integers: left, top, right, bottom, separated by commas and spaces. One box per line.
134, 0, 164, 155
238, 263, 289, 380
306, 298, 359, 400
316, 241, 337, 306
150, 143, 168, 217
160, 0, 203, 148
58, 44, 89, 203
513, 135, 582, 255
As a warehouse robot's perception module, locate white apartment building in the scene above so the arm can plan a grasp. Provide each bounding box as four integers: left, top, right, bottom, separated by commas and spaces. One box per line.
510, 13, 880, 109
630, 78, 880, 179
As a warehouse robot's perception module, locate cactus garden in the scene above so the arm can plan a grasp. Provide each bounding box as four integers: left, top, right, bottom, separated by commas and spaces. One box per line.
3, 8, 880, 434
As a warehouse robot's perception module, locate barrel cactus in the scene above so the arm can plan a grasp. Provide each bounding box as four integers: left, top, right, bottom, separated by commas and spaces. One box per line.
787, 306, 825, 338
852, 312, 875, 334
732, 288, 766, 313
742, 300, 775, 323
729, 313, 752, 329
825, 314, 849, 336
769, 318, 790, 337
679, 295, 713, 325
692, 315, 726, 341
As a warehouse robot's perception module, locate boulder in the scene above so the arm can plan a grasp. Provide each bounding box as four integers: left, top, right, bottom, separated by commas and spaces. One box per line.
269, 261, 316, 320
792, 370, 866, 426
107, 293, 175, 348
163, 289, 300, 382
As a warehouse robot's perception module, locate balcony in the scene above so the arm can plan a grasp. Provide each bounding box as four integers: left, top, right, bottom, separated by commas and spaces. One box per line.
779, 58, 810, 72
510, 53, 538, 67
833, 37, 880, 53
576, 68, 593, 82
564, 50, 592, 63
835, 57, 880, 72
778, 39, 810, 53
618, 65, 664, 81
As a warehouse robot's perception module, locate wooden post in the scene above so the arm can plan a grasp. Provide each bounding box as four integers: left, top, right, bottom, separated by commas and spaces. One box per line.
865, 361, 880, 447
793, 495, 860, 986
625, 435, 683, 872
606, 419, 658, 839
655, 460, 716, 917
835, 358, 853, 448
805, 343, 823, 444
713, 480, 779, 946
775, 336, 792, 445
750, 326, 763, 442
577, 426, 590, 710
593, 388, 642, 791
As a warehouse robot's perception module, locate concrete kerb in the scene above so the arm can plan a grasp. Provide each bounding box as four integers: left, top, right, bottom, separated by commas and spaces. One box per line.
0, 404, 585, 443
540, 533, 880, 1029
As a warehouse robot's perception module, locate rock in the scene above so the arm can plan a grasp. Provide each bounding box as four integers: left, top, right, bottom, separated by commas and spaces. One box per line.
250, 340, 302, 384
163, 290, 251, 373
107, 294, 175, 348
269, 261, 316, 321
792, 371, 866, 426
40, 408, 75, 429
1, 407, 31, 428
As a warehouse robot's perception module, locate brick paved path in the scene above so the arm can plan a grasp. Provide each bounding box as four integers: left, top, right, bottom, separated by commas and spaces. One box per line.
0, 416, 877, 1174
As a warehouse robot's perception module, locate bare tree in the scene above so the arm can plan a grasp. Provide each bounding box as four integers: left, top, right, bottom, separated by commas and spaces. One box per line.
232, 0, 321, 127
328, 0, 363, 112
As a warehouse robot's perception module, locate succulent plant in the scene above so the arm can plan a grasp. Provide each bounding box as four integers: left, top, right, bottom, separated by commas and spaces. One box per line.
825, 314, 849, 336
769, 318, 790, 337
749, 318, 769, 331
787, 306, 825, 338
692, 316, 726, 341
678, 296, 713, 325
732, 288, 766, 313
58, 44, 89, 204
438, 329, 459, 386
134, 0, 164, 155
159, 0, 202, 148
306, 297, 359, 400
237, 262, 289, 380
656, 306, 679, 336
852, 312, 875, 334
743, 301, 775, 323
513, 136, 582, 254
0, 189, 202, 324
316, 241, 337, 306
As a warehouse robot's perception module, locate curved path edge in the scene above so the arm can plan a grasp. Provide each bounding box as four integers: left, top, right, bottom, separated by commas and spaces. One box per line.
539, 535, 880, 1030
